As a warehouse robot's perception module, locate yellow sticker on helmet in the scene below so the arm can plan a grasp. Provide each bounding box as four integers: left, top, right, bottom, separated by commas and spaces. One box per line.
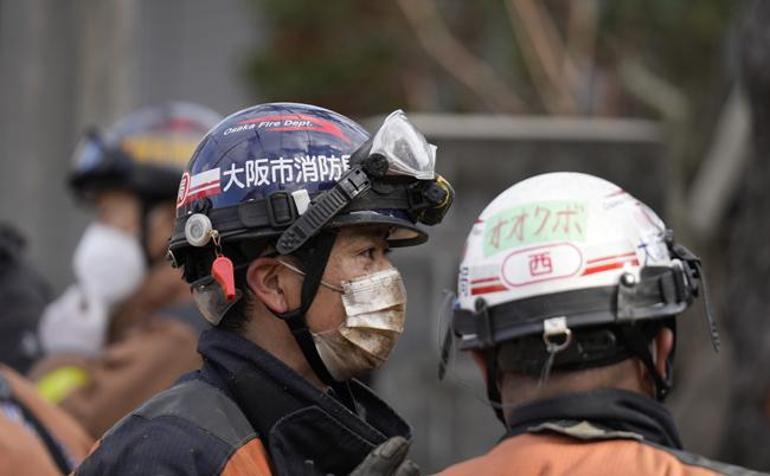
483, 200, 587, 257
120, 135, 199, 167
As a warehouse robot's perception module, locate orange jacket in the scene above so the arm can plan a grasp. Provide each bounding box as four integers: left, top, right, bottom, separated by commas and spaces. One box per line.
0, 365, 93, 475
439, 389, 766, 476
439, 427, 766, 476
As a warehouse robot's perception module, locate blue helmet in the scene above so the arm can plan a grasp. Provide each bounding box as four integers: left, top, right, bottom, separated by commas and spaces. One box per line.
169, 102, 453, 386
169, 102, 453, 276
70, 102, 222, 202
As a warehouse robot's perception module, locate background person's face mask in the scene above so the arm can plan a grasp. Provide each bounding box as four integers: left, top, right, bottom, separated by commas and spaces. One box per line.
279, 262, 407, 381
72, 222, 146, 306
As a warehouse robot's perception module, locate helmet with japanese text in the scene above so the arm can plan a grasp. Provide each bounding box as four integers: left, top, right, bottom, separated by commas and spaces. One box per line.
70, 102, 222, 202
445, 172, 716, 405
168, 102, 454, 383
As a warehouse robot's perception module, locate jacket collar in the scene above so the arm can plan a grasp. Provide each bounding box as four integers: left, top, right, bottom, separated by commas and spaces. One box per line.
194, 327, 410, 438
505, 388, 682, 449
196, 327, 305, 396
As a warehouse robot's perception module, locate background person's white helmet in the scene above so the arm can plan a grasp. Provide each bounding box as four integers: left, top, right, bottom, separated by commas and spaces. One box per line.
446, 172, 718, 407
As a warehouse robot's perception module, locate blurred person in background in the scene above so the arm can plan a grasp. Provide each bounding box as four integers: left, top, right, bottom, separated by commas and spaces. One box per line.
75, 103, 453, 475
0, 362, 93, 475
0, 224, 92, 475
31, 102, 221, 438
437, 172, 764, 475
0, 223, 49, 373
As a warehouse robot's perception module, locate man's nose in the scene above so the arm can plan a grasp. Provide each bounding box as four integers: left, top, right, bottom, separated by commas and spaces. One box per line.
375, 255, 395, 273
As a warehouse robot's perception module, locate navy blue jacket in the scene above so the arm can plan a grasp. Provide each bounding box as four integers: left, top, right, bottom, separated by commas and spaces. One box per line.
75, 327, 410, 475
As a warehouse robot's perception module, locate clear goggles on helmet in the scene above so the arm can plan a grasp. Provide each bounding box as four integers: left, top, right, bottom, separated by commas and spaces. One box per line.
369, 110, 437, 180
275, 110, 453, 255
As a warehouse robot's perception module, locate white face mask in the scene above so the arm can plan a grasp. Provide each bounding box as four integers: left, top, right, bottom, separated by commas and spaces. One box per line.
279, 262, 407, 381
72, 222, 146, 306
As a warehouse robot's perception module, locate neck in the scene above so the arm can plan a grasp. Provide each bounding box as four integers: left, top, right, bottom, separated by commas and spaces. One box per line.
243, 306, 327, 390
503, 388, 682, 449
500, 359, 649, 412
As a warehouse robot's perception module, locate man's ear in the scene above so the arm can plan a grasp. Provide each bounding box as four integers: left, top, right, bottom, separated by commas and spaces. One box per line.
246, 258, 292, 314
653, 327, 675, 381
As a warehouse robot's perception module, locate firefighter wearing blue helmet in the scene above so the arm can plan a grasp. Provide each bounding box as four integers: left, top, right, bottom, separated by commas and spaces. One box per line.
76, 103, 454, 476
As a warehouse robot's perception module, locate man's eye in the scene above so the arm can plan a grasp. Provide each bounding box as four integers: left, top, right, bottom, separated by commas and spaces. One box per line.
359, 245, 390, 260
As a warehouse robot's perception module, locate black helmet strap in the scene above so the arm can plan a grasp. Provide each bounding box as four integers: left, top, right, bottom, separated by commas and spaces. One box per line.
485, 346, 505, 424
617, 323, 674, 401
270, 231, 356, 409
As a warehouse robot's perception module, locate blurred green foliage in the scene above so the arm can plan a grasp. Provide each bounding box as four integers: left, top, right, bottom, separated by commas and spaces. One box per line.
243, 0, 409, 116
242, 0, 743, 118
598, 0, 741, 111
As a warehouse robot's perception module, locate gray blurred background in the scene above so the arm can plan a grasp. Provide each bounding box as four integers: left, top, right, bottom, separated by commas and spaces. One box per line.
2, 0, 769, 472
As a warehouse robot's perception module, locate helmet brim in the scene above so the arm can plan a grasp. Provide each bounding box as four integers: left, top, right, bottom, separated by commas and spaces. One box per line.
330, 210, 427, 247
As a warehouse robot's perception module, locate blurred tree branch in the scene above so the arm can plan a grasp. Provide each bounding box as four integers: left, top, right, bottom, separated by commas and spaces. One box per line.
244, 0, 739, 121
503, 0, 578, 114
395, 0, 524, 114
619, 58, 689, 238
565, 0, 599, 113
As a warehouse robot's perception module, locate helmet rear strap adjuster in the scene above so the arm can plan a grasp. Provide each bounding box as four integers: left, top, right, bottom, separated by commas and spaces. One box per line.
542, 317, 572, 354
540, 316, 572, 384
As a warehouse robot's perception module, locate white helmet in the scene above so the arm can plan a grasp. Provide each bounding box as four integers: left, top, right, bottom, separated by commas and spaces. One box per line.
447, 172, 717, 402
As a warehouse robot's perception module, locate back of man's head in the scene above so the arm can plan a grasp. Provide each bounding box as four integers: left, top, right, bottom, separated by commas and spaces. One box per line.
447, 172, 716, 424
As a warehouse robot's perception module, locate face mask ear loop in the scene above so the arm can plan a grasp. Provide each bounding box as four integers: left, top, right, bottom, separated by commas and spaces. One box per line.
277, 259, 344, 293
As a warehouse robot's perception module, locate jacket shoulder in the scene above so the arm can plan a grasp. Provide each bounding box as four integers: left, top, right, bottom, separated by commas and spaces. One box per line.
129, 378, 256, 448
533, 420, 769, 476
76, 379, 258, 476
439, 431, 770, 476
660, 446, 769, 476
